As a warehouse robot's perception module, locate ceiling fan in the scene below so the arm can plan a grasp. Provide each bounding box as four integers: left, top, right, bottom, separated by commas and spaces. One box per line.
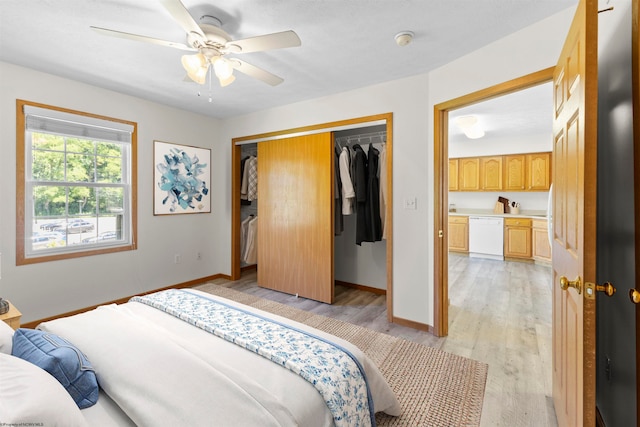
91, 0, 301, 87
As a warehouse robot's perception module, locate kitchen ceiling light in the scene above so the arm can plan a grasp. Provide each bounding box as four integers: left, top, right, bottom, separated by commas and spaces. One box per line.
464, 127, 485, 139
455, 115, 478, 129
455, 115, 485, 139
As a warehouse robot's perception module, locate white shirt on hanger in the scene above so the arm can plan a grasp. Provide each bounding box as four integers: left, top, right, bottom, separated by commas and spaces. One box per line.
339, 147, 355, 215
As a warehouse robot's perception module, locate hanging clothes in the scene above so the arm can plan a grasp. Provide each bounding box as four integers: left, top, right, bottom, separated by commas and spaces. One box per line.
339, 146, 355, 215
243, 215, 259, 264
240, 215, 254, 262
379, 144, 388, 239
240, 156, 252, 201
246, 156, 258, 201
334, 146, 344, 235
366, 143, 383, 242
240, 156, 252, 206
353, 144, 368, 245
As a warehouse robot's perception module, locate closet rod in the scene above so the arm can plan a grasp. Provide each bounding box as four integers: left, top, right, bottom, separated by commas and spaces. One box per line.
335, 131, 386, 147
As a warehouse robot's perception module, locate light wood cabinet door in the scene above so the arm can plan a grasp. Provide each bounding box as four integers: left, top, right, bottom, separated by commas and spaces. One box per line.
532, 219, 552, 262
480, 156, 503, 190
459, 158, 480, 191
504, 218, 532, 259
504, 155, 527, 190
449, 159, 459, 191
257, 133, 334, 304
448, 216, 468, 252
527, 152, 551, 190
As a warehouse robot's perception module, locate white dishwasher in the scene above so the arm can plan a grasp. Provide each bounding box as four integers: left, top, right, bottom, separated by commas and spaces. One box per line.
468, 216, 504, 260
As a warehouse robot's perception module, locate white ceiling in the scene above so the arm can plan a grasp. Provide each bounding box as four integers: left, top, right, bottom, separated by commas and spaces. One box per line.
0, 0, 576, 124
449, 81, 554, 143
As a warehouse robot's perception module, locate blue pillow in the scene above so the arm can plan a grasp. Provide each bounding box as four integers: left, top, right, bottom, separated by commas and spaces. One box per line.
11, 328, 98, 409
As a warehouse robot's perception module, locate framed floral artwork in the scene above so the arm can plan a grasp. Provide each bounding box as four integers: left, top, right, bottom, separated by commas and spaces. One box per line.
153, 140, 211, 215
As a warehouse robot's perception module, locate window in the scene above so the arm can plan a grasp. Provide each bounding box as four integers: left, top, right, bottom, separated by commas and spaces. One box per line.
17, 100, 137, 264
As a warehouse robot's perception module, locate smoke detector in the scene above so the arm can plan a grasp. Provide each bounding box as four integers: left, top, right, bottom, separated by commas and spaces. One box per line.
395, 31, 414, 47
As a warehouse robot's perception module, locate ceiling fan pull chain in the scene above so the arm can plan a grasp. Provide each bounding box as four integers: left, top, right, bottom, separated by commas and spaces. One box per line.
208, 67, 213, 103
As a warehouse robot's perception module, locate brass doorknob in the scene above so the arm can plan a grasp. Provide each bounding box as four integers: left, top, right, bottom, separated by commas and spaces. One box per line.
596, 282, 616, 297
559, 276, 582, 294
630, 289, 640, 304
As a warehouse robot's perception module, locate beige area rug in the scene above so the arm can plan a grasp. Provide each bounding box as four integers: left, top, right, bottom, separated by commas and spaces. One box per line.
195, 283, 488, 427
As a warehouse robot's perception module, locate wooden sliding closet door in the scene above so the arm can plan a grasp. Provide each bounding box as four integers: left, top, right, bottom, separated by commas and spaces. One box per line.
257, 133, 334, 303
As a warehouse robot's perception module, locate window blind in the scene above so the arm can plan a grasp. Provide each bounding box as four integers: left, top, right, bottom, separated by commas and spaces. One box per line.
24, 105, 133, 143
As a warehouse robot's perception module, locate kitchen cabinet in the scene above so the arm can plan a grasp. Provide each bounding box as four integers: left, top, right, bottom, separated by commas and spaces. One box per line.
532, 219, 552, 262
458, 158, 480, 191
449, 159, 459, 191
448, 215, 469, 252
480, 156, 503, 190
527, 152, 551, 190
504, 155, 526, 190
504, 218, 532, 259
450, 152, 551, 191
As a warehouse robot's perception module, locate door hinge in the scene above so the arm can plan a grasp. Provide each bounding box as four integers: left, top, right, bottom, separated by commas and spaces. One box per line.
438, 230, 443, 238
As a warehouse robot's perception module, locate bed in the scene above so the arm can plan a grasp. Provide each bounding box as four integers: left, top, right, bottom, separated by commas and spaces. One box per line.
0, 288, 401, 426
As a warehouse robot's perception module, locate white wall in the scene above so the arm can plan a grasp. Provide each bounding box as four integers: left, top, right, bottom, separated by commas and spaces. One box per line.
0, 63, 223, 322
219, 6, 575, 326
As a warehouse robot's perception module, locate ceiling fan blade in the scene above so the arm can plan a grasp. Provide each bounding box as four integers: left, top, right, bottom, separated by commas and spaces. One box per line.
91, 26, 195, 51
159, 0, 204, 37
232, 59, 284, 86
227, 30, 301, 54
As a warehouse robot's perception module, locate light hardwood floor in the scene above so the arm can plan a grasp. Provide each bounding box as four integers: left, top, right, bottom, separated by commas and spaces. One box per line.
203, 254, 555, 427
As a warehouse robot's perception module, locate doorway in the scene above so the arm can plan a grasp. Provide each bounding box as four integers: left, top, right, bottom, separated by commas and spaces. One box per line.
435, 69, 558, 424
433, 67, 555, 337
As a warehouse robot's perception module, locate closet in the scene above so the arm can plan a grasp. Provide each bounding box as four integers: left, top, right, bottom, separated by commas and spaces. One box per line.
333, 125, 388, 291
231, 114, 392, 309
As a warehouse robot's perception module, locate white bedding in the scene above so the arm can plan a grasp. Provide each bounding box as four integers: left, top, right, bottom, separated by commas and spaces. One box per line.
39, 289, 400, 426
80, 390, 136, 426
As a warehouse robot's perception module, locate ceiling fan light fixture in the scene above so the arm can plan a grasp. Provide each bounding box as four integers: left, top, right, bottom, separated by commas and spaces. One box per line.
181, 53, 207, 74
213, 57, 234, 80
219, 74, 236, 87
188, 67, 208, 85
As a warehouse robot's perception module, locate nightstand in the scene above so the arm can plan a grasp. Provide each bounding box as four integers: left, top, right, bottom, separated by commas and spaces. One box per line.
0, 301, 22, 330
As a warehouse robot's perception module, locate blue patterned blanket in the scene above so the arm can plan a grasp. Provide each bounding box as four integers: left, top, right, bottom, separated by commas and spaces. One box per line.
131, 289, 375, 427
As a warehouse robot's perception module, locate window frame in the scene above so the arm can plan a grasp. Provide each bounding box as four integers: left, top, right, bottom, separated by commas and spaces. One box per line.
16, 99, 138, 265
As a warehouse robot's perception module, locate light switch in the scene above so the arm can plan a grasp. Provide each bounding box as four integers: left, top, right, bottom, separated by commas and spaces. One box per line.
404, 197, 417, 210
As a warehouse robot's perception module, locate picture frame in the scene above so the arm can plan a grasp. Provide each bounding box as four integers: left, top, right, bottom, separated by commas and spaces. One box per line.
153, 140, 211, 215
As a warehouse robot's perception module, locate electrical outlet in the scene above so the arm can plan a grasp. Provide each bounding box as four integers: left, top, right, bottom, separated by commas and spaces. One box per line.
196, 252, 202, 260
174, 254, 181, 264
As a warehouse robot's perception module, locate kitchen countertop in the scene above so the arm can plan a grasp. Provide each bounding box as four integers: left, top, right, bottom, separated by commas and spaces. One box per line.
448, 209, 547, 219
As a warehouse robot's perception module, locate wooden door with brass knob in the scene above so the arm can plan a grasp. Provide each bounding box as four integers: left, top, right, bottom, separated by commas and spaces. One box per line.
551, 1, 598, 425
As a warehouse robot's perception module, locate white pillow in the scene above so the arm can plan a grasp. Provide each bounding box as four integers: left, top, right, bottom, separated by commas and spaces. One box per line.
0, 353, 87, 426
0, 320, 14, 354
